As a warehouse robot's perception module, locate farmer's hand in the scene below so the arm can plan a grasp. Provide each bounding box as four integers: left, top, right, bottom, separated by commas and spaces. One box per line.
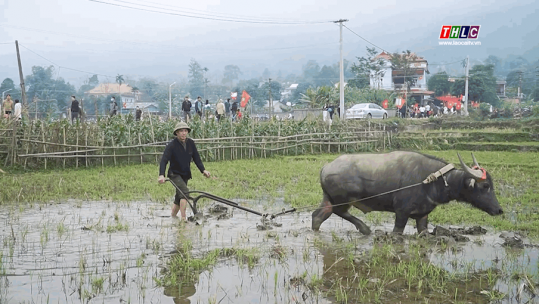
158, 175, 166, 184
203, 170, 211, 178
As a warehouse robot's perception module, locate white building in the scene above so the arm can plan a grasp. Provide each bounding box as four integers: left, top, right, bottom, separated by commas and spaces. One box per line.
370, 52, 433, 104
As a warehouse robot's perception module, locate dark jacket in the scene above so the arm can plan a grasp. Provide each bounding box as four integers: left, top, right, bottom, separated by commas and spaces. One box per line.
71, 100, 80, 113
182, 100, 192, 112
225, 101, 230, 113
159, 137, 205, 179
231, 101, 238, 113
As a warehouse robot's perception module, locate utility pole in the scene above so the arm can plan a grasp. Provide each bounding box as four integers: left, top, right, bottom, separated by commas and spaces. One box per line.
15, 41, 27, 110
268, 78, 272, 119
334, 19, 348, 119
169, 82, 176, 120
464, 55, 469, 116
517, 70, 523, 103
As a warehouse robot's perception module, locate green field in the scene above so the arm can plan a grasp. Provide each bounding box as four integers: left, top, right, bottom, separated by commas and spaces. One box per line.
2, 150, 538, 237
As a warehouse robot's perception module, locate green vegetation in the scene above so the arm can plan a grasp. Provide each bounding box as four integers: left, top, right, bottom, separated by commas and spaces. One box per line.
2, 149, 539, 236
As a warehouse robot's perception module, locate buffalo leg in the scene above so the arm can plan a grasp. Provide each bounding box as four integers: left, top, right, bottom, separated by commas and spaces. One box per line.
393, 212, 409, 234
415, 215, 429, 233
311, 200, 333, 231
334, 209, 371, 235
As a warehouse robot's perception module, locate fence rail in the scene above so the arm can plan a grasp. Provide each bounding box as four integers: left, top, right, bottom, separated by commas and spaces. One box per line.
1, 119, 392, 169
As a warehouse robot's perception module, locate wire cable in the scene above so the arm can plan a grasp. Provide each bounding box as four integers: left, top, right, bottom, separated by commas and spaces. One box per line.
108, 0, 321, 23
342, 24, 388, 53
20, 43, 116, 78
88, 0, 333, 24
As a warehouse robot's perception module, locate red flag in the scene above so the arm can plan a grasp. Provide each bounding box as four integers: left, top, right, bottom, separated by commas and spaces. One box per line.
240, 90, 250, 107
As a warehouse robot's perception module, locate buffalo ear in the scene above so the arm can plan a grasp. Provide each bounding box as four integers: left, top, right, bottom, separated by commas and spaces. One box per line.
465, 178, 476, 189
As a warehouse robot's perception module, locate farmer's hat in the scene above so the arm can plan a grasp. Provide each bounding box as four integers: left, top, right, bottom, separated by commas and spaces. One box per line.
173, 121, 191, 135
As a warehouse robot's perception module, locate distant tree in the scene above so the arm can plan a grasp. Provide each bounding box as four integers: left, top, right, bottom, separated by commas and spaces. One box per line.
291, 82, 312, 103
116, 74, 124, 88
88, 74, 99, 87
533, 87, 539, 102
450, 64, 500, 107
484, 55, 503, 75
222, 65, 242, 86
0, 78, 19, 99
302, 60, 320, 80
188, 58, 204, 98
427, 72, 451, 96
262, 68, 271, 80
349, 47, 387, 89
314, 65, 339, 87
25, 66, 76, 116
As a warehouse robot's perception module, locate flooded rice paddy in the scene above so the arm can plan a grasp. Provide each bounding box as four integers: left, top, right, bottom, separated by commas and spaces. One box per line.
1, 199, 539, 303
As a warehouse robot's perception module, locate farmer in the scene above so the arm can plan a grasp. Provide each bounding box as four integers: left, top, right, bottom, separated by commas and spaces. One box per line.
158, 121, 211, 220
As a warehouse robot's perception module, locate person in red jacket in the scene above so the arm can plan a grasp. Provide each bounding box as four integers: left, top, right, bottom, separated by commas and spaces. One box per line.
158, 122, 211, 220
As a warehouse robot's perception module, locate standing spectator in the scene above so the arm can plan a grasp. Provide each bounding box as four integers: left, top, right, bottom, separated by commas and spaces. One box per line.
13, 99, 22, 121
110, 97, 118, 117
328, 104, 335, 121
194, 96, 203, 118
225, 98, 231, 118
231, 100, 238, 121
399, 103, 406, 118
3, 94, 13, 119
70, 95, 80, 123
158, 122, 211, 220
322, 103, 329, 122
216, 99, 225, 121
203, 100, 211, 121
135, 106, 142, 121
419, 105, 425, 118
425, 103, 431, 118
237, 109, 242, 120
182, 96, 192, 122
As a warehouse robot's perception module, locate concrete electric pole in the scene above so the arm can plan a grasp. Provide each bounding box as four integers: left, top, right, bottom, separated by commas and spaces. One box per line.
334, 19, 348, 119
15, 41, 27, 110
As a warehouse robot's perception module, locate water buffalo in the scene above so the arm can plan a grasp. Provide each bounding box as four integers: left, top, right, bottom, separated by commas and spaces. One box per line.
311, 151, 503, 235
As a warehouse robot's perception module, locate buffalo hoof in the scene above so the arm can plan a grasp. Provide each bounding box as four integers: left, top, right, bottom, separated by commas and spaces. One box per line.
359, 226, 371, 235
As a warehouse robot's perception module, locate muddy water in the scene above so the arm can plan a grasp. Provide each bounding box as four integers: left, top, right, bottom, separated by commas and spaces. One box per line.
1, 200, 538, 303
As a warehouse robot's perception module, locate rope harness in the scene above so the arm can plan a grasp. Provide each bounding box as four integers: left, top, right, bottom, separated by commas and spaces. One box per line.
165, 164, 457, 219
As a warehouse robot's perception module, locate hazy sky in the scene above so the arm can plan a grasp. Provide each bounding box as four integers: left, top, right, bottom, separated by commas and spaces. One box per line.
1, 0, 538, 86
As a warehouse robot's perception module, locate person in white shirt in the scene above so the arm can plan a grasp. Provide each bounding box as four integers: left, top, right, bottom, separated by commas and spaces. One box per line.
425, 104, 431, 118
13, 99, 22, 121
419, 106, 425, 118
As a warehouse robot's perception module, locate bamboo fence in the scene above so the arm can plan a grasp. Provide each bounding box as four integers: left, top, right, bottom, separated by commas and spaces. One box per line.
1, 119, 392, 169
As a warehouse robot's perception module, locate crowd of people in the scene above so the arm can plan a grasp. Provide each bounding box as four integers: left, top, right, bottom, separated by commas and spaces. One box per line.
182, 95, 242, 123
399, 102, 460, 119
3, 93, 249, 124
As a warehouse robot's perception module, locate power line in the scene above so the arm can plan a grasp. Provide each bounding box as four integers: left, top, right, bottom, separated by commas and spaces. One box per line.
88, 0, 333, 24
19, 44, 116, 78
108, 0, 318, 23
429, 60, 465, 66
4, 25, 338, 55
342, 24, 388, 53
20, 44, 59, 66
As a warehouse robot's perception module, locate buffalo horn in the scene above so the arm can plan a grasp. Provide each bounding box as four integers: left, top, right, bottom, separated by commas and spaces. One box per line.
457, 152, 484, 180
471, 153, 480, 168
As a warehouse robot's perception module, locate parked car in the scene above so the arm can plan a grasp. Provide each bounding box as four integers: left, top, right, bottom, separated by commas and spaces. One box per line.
345, 103, 388, 119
